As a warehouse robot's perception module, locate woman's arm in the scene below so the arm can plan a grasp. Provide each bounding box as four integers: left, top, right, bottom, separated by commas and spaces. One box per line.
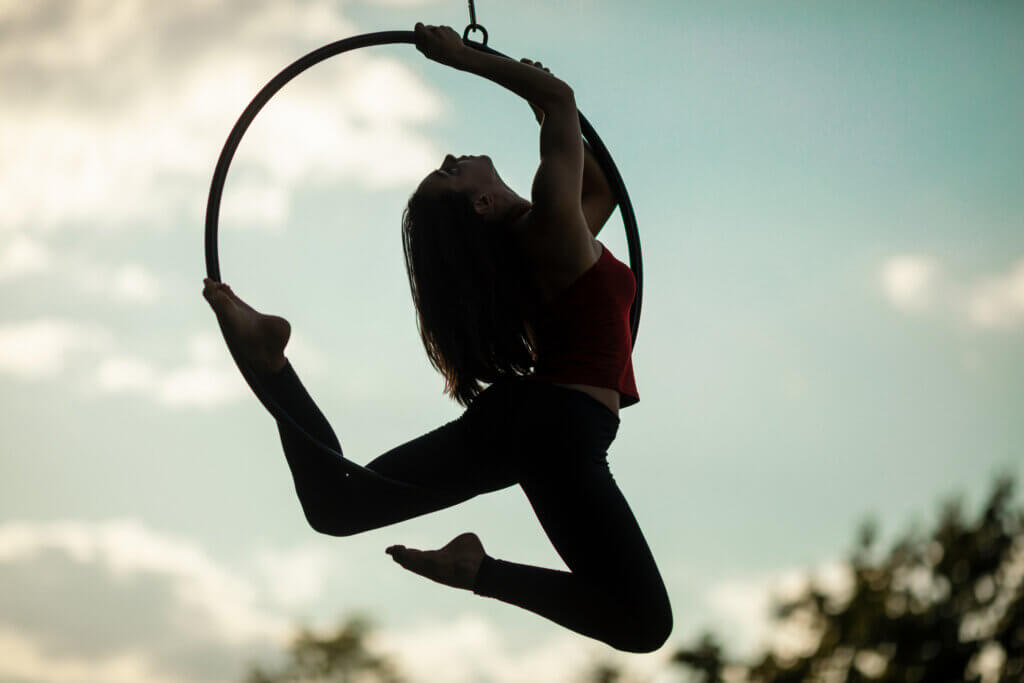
522, 59, 616, 213
525, 69, 617, 238
581, 139, 617, 203
458, 49, 572, 116
580, 131, 620, 238
415, 24, 571, 113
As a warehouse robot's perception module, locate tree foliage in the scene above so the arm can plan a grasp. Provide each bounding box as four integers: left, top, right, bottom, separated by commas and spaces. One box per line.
673, 472, 1024, 682
242, 614, 403, 683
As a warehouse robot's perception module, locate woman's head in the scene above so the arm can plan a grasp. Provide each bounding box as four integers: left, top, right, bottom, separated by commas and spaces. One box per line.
416, 155, 512, 217
402, 155, 537, 407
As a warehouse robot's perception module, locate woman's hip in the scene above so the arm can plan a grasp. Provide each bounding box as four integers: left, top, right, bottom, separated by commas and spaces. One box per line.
464, 375, 621, 461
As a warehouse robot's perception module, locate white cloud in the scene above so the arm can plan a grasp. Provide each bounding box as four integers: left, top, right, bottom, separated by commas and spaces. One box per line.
65, 259, 165, 304
0, 318, 112, 379
703, 558, 853, 661
0, 516, 658, 683
150, 357, 248, 407
0, 518, 287, 643
880, 255, 938, 312
879, 253, 1024, 332
369, 615, 607, 683
83, 330, 249, 407
94, 355, 161, 393
358, 0, 443, 6
368, 615, 678, 683
0, 315, 328, 408
111, 263, 162, 303
0, 517, 295, 682
965, 257, 1024, 329
0, 231, 165, 303
186, 331, 230, 365
252, 544, 335, 608
0, 0, 446, 234
0, 625, 183, 683
0, 234, 53, 280
87, 328, 329, 409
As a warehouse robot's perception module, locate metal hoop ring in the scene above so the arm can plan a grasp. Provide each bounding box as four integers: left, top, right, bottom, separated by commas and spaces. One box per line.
204, 31, 643, 486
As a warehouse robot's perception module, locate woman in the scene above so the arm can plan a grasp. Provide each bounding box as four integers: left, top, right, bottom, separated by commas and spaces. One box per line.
202, 23, 671, 653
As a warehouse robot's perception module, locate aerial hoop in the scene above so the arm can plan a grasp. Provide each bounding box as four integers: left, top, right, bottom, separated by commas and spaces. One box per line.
203, 31, 644, 492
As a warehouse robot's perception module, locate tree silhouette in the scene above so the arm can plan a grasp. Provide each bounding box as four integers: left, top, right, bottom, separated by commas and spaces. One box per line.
672, 472, 1024, 682
242, 614, 403, 683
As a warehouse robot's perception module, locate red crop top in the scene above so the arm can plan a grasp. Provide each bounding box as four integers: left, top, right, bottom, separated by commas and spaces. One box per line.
526, 240, 639, 408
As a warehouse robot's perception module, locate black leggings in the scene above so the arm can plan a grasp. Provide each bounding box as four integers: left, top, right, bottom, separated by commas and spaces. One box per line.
262, 360, 672, 653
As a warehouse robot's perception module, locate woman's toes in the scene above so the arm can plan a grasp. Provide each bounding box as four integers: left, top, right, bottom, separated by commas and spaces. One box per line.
204, 287, 229, 310
386, 537, 483, 591
389, 547, 429, 573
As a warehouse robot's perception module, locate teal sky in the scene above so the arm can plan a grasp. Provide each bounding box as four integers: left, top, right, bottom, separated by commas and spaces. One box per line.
1, 1, 1022, 681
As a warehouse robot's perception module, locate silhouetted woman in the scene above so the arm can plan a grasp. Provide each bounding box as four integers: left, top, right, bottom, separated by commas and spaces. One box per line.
202, 23, 671, 653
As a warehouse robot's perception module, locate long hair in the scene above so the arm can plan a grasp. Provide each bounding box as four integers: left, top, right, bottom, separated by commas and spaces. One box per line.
401, 188, 539, 407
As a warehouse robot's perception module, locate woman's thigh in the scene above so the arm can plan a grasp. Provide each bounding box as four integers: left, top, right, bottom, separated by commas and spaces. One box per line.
365, 415, 517, 505
524, 456, 663, 587
511, 383, 666, 596
355, 380, 522, 524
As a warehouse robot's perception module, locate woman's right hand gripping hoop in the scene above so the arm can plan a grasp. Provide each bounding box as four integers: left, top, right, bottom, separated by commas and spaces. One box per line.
414, 23, 471, 69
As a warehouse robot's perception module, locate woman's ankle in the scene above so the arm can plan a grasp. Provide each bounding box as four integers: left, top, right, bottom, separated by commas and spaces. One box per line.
255, 355, 291, 387
269, 354, 288, 375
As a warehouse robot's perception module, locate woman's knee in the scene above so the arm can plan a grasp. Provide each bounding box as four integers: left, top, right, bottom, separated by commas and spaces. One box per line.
302, 496, 366, 537
310, 517, 355, 537
305, 493, 393, 537
639, 601, 674, 652
610, 595, 674, 653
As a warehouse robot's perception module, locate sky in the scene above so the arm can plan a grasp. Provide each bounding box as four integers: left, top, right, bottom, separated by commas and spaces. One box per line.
1, 0, 1022, 681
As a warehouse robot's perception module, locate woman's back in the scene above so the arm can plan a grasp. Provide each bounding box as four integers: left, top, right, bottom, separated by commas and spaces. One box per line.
515, 214, 634, 416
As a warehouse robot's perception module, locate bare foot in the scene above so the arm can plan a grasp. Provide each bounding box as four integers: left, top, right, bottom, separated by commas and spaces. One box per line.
202, 278, 290, 375
386, 532, 486, 591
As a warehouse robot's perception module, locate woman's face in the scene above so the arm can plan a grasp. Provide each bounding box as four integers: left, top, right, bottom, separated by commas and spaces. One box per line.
416, 154, 501, 201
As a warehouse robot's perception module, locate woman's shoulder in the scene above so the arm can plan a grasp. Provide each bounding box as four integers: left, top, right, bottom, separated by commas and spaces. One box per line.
515, 208, 601, 304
